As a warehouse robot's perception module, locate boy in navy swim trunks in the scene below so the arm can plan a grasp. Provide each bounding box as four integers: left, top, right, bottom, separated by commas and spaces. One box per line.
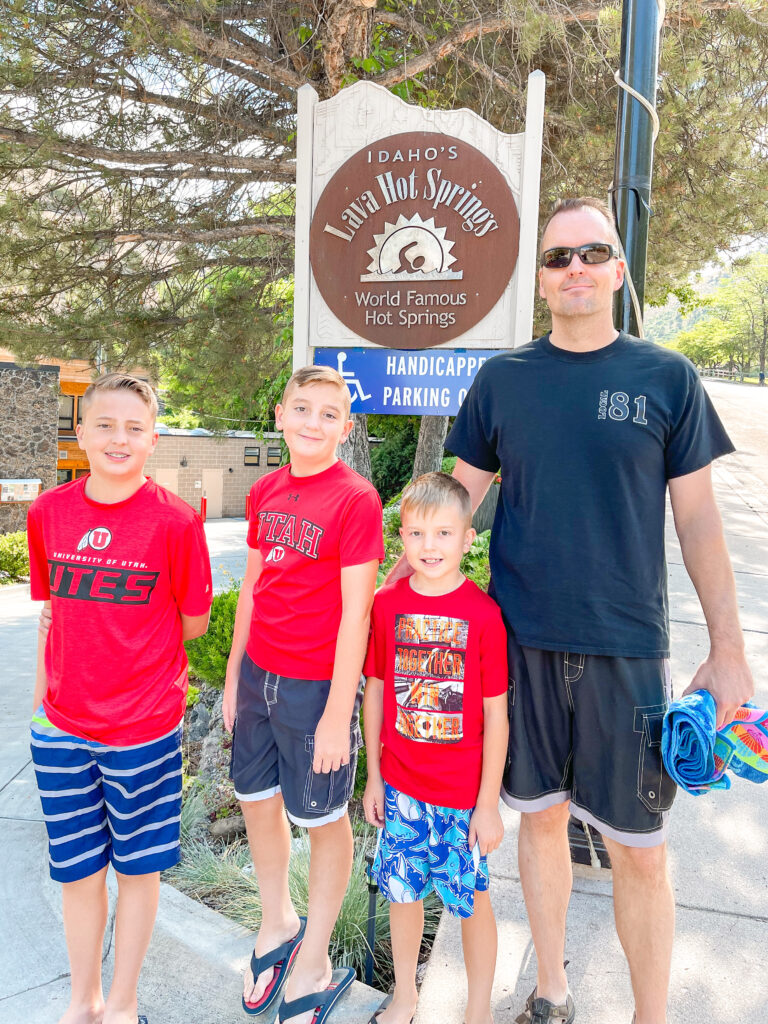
224, 365, 383, 1024
363, 473, 509, 1024
27, 373, 212, 1024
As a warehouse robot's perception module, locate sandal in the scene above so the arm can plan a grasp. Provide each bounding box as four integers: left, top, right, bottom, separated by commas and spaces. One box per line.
515, 987, 575, 1024
242, 917, 307, 1015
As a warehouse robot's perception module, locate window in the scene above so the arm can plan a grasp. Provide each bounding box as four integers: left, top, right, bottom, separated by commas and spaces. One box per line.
267, 447, 282, 466
76, 396, 83, 426
58, 394, 75, 431
57, 469, 73, 486
244, 447, 261, 466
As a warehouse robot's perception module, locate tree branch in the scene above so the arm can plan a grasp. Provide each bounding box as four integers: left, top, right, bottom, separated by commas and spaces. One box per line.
51, 220, 295, 245
120, 0, 306, 98
0, 126, 295, 179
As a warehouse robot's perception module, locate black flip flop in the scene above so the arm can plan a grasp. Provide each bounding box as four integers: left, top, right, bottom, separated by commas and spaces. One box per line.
242, 916, 307, 1016
278, 966, 355, 1023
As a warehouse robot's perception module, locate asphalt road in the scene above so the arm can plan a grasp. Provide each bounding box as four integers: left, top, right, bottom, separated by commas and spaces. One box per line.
703, 379, 768, 497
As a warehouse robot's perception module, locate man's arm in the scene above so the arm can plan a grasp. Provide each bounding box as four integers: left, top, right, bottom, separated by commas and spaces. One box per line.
33, 600, 51, 712
452, 459, 496, 512
313, 559, 379, 773
669, 464, 753, 727
222, 547, 263, 732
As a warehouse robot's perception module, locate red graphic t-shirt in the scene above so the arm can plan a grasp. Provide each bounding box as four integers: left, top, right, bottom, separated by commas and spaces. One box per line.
246, 460, 384, 679
27, 477, 213, 745
365, 576, 508, 809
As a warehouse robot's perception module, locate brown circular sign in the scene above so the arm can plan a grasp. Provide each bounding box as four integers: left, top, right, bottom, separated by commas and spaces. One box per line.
310, 131, 519, 350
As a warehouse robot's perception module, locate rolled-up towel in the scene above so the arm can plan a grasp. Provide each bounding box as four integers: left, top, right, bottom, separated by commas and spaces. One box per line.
662, 690, 768, 795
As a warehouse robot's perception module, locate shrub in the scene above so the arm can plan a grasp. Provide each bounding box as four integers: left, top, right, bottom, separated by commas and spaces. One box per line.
185, 587, 239, 688
0, 531, 30, 584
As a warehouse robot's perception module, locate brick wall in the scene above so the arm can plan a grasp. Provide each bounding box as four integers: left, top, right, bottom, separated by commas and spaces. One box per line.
145, 435, 283, 517
0, 362, 59, 533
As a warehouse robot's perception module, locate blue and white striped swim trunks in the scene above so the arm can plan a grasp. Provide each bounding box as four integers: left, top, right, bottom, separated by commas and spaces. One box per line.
30, 708, 183, 883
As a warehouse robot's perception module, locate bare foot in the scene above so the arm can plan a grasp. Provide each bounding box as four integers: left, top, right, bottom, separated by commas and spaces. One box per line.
377, 992, 419, 1024
102, 1004, 140, 1024
58, 1004, 104, 1024
243, 914, 302, 1009
280, 958, 333, 1024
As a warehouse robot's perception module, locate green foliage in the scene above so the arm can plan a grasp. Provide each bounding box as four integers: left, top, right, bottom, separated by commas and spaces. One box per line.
461, 531, 492, 593
0, 531, 30, 584
167, 824, 442, 987
369, 415, 420, 504
185, 588, 238, 689
186, 684, 201, 710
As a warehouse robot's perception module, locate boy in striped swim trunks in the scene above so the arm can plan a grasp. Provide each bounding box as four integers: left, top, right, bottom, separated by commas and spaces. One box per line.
26, 373, 213, 1024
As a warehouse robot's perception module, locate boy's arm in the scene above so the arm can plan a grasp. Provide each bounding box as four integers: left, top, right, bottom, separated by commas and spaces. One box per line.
182, 610, 211, 640
313, 559, 378, 773
222, 547, 263, 733
362, 674, 386, 827
468, 692, 508, 856
32, 600, 51, 713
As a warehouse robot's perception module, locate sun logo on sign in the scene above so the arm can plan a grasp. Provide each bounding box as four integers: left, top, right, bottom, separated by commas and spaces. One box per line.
361, 214, 463, 282
77, 527, 113, 552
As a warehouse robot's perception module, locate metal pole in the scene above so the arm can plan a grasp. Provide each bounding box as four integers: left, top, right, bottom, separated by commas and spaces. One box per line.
612, 0, 662, 336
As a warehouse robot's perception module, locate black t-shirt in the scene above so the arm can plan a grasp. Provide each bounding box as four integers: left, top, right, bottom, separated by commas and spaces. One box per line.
446, 333, 734, 658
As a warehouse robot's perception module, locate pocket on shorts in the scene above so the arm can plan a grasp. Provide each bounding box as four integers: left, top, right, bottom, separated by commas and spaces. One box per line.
303, 727, 362, 815
635, 704, 676, 813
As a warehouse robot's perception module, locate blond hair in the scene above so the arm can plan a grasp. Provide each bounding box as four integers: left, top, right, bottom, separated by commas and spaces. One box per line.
540, 197, 620, 250
80, 372, 158, 421
282, 365, 352, 419
400, 472, 472, 527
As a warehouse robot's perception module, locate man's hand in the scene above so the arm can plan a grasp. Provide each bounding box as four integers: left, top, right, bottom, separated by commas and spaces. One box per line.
363, 776, 385, 828
468, 802, 504, 857
222, 664, 239, 734
312, 713, 350, 773
38, 604, 52, 640
682, 649, 754, 730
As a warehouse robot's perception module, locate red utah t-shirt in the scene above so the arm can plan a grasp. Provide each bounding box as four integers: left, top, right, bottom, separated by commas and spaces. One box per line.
27, 477, 213, 745
365, 576, 508, 809
246, 460, 384, 679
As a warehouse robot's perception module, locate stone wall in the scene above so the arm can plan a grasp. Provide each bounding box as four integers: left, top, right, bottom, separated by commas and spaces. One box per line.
0, 362, 59, 534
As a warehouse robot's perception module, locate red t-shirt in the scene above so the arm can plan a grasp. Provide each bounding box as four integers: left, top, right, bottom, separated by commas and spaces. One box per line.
27, 477, 213, 745
246, 460, 384, 679
364, 576, 508, 809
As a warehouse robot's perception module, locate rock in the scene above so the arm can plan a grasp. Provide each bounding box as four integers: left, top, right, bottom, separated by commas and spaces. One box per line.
187, 703, 211, 742
208, 815, 246, 840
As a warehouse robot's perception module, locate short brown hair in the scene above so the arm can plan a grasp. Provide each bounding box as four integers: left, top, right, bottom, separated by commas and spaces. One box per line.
80, 372, 158, 421
540, 197, 620, 250
282, 365, 351, 419
400, 472, 472, 527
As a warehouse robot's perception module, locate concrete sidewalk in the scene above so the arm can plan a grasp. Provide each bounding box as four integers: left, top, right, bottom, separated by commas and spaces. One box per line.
0, 529, 381, 1024
415, 451, 768, 1024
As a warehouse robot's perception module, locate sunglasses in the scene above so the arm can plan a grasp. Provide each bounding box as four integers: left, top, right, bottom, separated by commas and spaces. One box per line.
540, 242, 618, 269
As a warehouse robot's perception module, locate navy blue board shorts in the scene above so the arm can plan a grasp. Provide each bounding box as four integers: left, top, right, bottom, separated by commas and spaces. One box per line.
231, 652, 363, 827
503, 639, 676, 848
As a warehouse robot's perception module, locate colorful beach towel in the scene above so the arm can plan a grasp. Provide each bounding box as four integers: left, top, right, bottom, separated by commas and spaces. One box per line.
661, 690, 768, 795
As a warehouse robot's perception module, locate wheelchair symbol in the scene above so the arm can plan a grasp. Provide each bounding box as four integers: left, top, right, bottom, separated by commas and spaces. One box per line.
336, 352, 371, 405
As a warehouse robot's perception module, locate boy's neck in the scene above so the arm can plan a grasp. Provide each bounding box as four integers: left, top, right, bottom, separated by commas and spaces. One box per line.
84, 471, 148, 504
408, 570, 465, 597
288, 454, 338, 478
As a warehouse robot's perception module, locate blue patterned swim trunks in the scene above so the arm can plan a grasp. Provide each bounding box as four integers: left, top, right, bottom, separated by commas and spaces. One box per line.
372, 783, 489, 918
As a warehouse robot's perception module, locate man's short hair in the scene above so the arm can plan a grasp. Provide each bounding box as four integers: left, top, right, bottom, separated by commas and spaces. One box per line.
80, 372, 158, 422
540, 197, 620, 250
400, 472, 472, 527
282, 365, 352, 419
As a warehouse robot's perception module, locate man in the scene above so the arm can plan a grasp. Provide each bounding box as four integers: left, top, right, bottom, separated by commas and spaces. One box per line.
445, 197, 753, 1024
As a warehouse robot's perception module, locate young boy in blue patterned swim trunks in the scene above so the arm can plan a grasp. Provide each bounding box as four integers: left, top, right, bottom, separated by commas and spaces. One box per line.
363, 473, 509, 1024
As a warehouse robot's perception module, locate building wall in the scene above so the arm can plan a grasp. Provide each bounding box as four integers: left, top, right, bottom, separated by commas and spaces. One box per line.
0, 362, 59, 533
145, 435, 283, 518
